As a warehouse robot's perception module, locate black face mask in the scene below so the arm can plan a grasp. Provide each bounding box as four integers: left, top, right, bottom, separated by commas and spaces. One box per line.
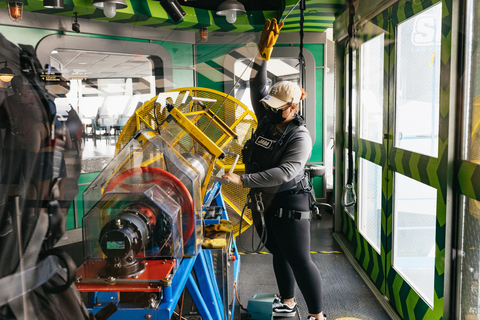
265, 108, 286, 124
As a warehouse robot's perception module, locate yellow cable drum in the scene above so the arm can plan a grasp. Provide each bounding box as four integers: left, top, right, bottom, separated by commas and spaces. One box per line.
115, 87, 257, 237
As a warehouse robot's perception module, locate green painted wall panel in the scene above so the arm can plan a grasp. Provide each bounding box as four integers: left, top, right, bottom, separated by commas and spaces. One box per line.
312, 68, 324, 197
197, 72, 223, 92
66, 172, 99, 231
155, 41, 193, 68
196, 44, 243, 64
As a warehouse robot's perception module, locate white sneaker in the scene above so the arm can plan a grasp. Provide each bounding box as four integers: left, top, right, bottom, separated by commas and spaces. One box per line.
272, 301, 297, 317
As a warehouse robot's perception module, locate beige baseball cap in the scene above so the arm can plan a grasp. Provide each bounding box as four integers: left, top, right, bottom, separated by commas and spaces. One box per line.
260, 81, 302, 109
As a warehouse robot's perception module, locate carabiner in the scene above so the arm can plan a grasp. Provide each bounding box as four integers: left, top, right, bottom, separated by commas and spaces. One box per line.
341, 183, 357, 207
254, 192, 265, 214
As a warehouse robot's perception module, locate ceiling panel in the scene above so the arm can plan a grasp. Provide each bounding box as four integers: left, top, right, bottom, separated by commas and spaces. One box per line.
1, 0, 345, 33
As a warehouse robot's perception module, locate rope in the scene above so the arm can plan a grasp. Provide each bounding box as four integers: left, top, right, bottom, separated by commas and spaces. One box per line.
298, 0, 306, 116
179, 288, 185, 319
238, 193, 267, 254
342, 0, 357, 208
229, 281, 248, 316
347, 0, 355, 186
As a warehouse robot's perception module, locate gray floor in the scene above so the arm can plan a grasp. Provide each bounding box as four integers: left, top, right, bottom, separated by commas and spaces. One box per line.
235, 211, 392, 320
61, 210, 393, 320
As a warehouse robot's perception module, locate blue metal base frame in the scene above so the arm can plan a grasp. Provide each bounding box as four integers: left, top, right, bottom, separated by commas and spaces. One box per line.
86, 186, 240, 320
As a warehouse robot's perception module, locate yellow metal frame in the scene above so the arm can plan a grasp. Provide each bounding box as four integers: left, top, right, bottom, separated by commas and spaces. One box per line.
114, 87, 258, 236
166, 106, 226, 159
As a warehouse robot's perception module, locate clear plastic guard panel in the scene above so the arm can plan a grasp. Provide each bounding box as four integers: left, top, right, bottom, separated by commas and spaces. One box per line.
160, 117, 215, 168
83, 131, 202, 256
159, 117, 233, 205
83, 184, 182, 260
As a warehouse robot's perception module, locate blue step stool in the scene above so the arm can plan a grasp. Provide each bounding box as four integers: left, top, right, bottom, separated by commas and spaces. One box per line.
247, 293, 276, 320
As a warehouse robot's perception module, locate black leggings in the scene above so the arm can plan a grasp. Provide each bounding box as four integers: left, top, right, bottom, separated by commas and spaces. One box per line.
253, 206, 323, 314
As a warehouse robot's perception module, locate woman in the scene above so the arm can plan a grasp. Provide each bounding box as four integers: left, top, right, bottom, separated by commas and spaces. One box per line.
221, 23, 326, 319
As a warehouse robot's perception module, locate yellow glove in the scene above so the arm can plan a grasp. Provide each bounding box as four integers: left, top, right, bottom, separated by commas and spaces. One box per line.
220, 219, 233, 230
202, 238, 227, 249
258, 18, 284, 61
205, 219, 233, 233
205, 231, 227, 239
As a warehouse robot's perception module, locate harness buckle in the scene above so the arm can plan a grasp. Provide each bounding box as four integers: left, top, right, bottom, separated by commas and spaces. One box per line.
277, 208, 283, 218
301, 172, 311, 192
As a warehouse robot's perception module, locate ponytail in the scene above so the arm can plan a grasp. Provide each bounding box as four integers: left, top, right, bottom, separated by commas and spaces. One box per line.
299, 87, 307, 101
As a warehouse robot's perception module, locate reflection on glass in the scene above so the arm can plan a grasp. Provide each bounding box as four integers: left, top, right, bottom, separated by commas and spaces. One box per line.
345, 51, 357, 134
457, 196, 480, 319
360, 34, 384, 144
462, 0, 480, 164
344, 148, 356, 219
49, 50, 155, 174
358, 158, 382, 253
394, 4, 442, 157
393, 172, 437, 307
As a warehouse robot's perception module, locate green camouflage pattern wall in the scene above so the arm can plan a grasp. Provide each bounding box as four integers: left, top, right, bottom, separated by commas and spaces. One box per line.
337, 0, 452, 319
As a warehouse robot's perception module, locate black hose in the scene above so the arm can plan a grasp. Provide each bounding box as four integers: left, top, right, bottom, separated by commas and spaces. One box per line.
347, 0, 355, 186
238, 194, 267, 254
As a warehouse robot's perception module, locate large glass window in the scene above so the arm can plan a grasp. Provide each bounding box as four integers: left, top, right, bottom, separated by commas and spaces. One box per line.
462, 0, 480, 163
358, 158, 382, 253
359, 34, 384, 144
393, 173, 437, 307
394, 4, 442, 157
